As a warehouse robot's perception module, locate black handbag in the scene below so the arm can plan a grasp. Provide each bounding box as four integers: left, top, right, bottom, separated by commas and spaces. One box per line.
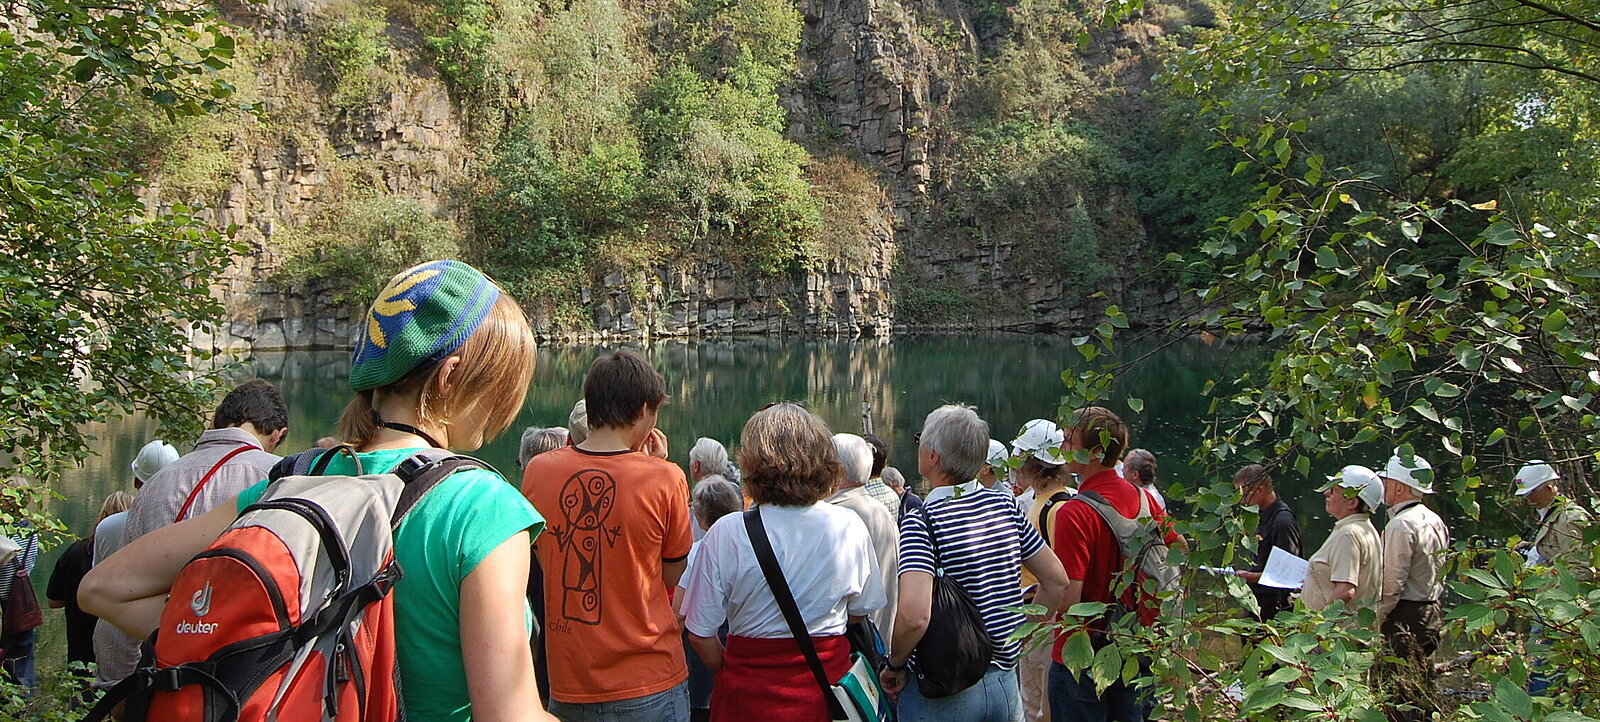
846, 616, 887, 671
909, 510, 993, 698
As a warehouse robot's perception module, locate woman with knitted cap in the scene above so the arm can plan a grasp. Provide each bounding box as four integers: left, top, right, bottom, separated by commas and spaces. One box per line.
83, 260, 555, 721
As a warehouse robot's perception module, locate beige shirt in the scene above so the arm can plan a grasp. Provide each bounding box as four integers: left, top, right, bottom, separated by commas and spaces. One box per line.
123, 427, 281, 543
1302, 514, 1382, 612
826, 485, 899, 647
1379, 501, 1449, 619
1021, 485, 1073, 589
1530, 496, 1593, 568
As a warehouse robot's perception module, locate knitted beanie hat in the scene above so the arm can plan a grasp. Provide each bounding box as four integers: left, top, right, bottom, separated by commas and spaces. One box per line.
350, 260, 501, 391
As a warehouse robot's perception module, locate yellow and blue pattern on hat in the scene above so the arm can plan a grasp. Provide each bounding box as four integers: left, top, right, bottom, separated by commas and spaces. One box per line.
350, 260, 500, 391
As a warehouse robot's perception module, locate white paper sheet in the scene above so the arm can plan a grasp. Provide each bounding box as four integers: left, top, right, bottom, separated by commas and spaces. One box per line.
1258, 546, 1309, 589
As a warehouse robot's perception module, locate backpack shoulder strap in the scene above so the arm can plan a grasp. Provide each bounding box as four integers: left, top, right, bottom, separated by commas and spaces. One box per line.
744, 508, 849, 721
390, 452, 494, 528
1072, 490, 1143, 559
1038, 491, 1075, 547
266, 444, 363, 483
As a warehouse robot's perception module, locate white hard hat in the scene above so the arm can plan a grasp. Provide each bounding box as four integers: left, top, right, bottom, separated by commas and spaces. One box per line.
1382, 449, 1435, 494
986, 439, 1009, 469
1011, 418, 1066, 466
1513, 461, 1559, 496
132, 440, 180, 482
1320, 464, 1384, 511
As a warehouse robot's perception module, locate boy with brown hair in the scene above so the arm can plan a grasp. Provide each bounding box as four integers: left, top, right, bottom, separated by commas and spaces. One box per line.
522, 350, 693, 721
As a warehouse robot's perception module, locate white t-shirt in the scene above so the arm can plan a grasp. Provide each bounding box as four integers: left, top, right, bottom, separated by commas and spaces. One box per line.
92, 512, 129, 565
1142, 485, 1167, 512
681, 503, 885, 639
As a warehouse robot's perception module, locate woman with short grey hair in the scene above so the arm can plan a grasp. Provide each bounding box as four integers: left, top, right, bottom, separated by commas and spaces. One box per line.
882, 404, 1070, 721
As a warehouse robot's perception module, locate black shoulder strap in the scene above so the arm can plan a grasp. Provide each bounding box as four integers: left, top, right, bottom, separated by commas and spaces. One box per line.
1038, 491, 1075, 547
744, 508, 848, 720
266, 445, 363, 483
391, 452, 493, 529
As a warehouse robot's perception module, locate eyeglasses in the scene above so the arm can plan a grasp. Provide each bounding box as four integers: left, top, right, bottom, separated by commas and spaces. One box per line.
913, 432, 922, 445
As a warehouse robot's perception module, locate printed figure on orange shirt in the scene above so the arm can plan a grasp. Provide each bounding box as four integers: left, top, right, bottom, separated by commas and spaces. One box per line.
555, 468, 619, 624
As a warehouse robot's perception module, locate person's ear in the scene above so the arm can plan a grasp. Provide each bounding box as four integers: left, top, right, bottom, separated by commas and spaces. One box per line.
432, 356, 463, 400
271, 427, 289, 450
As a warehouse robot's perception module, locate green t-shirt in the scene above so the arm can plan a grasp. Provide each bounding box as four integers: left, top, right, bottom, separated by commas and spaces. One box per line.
238, 448, 544, 721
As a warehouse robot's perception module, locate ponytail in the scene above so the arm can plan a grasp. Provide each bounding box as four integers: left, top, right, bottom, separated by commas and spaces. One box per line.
337, 389, 381, 446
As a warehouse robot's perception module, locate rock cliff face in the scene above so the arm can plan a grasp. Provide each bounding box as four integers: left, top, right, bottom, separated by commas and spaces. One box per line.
184, 0, 1175, 351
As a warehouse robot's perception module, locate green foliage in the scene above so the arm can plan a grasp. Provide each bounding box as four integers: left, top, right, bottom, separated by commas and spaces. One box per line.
0, 2, 244, 531
1044, 0, 1600, 717
421, 0, 498, 89
123, 107, 252, 206
313, 0, 393, 107
894, 283, 979, 323
1124, 98, 1256, 255
274, 194, 462, 306
953, 119, 1124, 292
467, 0, 824, 314
0, 664, 96, 721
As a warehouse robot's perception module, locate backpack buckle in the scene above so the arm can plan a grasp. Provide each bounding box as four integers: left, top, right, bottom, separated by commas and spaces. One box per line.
159, 667, 184, 693
393, 454, 443, 484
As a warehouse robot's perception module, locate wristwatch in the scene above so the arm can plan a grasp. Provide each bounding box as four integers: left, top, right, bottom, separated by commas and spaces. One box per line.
885, 658, 908, 672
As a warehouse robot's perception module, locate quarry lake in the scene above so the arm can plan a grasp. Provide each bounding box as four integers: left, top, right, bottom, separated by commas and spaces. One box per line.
51, 333, 1529, 568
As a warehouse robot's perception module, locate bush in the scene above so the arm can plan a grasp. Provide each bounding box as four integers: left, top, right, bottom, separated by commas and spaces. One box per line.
954, 119, 1125, 291
273, 194, 462, 305
312, 0, 392, 107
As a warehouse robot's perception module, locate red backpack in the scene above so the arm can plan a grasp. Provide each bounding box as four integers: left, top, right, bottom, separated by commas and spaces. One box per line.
86, 447, 486, 722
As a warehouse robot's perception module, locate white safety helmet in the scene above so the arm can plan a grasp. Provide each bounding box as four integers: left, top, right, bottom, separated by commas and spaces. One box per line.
1513, 461, 1560, 496
1320, 464, 1384, 512
986, 439, 1010, 470
1011, 418, 1066, 466
1382, 449, 1435, 494
131, 440, 180, 482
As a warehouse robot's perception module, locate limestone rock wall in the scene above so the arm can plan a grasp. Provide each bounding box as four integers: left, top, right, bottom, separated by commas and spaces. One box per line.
189, 0, 1180, 351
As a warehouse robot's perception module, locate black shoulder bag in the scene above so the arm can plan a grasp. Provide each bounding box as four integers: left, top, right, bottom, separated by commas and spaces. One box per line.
908, 507, 993, 698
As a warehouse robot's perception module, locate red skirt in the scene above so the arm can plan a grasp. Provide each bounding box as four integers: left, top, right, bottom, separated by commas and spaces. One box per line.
710, 634, 852, 722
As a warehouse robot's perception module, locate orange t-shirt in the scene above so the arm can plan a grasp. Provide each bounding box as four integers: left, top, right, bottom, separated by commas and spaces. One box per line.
521, 446, 693, 703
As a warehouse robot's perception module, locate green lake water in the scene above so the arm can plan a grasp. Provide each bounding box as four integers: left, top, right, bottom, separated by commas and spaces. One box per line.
35, 334, 1535, 666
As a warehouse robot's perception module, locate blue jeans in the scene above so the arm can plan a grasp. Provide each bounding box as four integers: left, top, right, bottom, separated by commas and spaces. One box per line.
1049, 662, 1142, 722
1, 629, 36, 691
549, 680, 690, 722
899, 665, 1021, 722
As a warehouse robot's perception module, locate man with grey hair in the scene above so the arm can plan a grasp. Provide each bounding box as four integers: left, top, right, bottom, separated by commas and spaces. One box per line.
883, 405, 1069, 716
883, 467, 922, 523
519, 426, 570, 469
688, 437, 732, 481
829, 433, 899, 646
862, 434, 901, 517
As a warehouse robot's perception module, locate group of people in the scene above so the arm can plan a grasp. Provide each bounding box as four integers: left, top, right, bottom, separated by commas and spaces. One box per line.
10, 257, 1581, 722
1231, 453, 1589, 719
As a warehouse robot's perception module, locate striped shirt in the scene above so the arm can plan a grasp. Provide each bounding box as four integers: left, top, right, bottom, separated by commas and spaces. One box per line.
0, 531, 40, 600
899, 485, 1046, 669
